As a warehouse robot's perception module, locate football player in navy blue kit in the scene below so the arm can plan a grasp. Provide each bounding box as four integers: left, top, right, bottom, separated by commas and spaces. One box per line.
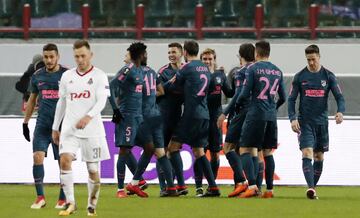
167, 40, 220, 197
288, 44, 345, 200
236, 40, 286, 198
193, 48, 233, 196
157, 42, 184, 193
109, 42, 148, 198
23, 43, 67, 209
217, 43, 255, 197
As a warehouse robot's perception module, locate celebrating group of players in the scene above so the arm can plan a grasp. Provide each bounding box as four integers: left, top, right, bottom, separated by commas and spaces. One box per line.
22, 39, 345, 216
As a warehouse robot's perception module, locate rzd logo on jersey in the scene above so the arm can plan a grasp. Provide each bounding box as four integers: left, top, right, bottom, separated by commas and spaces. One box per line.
70, 90, 91, 100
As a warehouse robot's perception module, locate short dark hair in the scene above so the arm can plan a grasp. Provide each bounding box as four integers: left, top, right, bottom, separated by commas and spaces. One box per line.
255, 40, 270, 58
168, 42, 182, 50
127, 42, 147, 61
239, 43, 255, 62
43, 43, 58, 53
73, 39, 90, 50
305, 44, 320, 55
183, 40, 199, 56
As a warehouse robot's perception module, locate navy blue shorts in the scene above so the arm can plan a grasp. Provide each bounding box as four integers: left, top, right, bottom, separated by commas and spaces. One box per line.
240, 119, 278, 149
298, 121, 329, 152
161, 110, 182, 148
135, 116, 164, 148
173, 117, 209, 148
115, 116, 142, 147
206, 117, 222, 153
33, 125, 59, 160
225, 110, 247, 145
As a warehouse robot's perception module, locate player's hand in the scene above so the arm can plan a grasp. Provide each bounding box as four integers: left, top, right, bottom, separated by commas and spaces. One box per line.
169, 75, 176, 83
22, 123, 30, 142
111, 109, 123, 124
217, 114, 226, 129
291, 120, 301, 133
76, 115, 92, 129
52, 130, 60, 146
335, 112, 343, 124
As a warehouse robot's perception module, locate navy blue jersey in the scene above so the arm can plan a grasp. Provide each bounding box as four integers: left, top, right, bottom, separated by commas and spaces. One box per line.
236, 61, 286, 121
30, 66, 67, 127
288, 66, 345, 124
157, 64, 184, 116
109, 63, 143, 117
207, 70, 233, 117
171, 60, 211, 119
141, 66, 161, 118
223, 64, 252, 116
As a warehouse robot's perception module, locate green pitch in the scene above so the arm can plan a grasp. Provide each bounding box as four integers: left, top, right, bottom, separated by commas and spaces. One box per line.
1, 184, 359, 218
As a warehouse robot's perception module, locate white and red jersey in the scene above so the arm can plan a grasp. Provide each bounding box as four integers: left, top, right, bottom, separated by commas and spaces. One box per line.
56, 66, 110, 138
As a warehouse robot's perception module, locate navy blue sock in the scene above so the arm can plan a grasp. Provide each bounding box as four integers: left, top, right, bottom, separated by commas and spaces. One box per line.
256, 162, 264, 191
240, 153, 256, 186
226, 151, 246, 184
193, 158, 203, 188
252, 156, 259, 181
169, 151, 185, 186
117, 154, 126, 189
302, 158, 314, 188
157, 156, 175, 188
33, 165, 44, 196
264, 155, 275, 190
210, 159, 220, 179
313, 160, 324, 186
198, 155, 217, 187
156, 161, 167, 190
133, 153, 152, 181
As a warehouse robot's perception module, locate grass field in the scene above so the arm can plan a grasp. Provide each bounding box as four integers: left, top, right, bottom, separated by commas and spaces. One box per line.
1, 184, 359, 218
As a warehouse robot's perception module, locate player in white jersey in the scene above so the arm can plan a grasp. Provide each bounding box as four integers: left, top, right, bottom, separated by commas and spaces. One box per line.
52, 40, 110, 216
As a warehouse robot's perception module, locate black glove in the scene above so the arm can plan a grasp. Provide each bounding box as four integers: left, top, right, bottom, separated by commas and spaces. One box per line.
111, 109, 123, 124
23, 123, 30, 142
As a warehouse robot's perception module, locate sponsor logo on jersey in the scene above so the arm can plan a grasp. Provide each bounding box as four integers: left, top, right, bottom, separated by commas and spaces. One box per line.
70, 90, 91, 100
41, 90, 59, 99
305, 89, 325, 97
88, 78, 93, 85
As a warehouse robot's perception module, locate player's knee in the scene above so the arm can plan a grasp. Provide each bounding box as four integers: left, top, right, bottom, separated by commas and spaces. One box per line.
87, 162, 99, 174
33, 151, 45, 165
301, 148, 313, 159
222, 143, 233, 154
155, 148, 165, 158
313, 152, 324, 161
192, 148, 204, 158
262, 149, 273, 157
60, 153, 73, 170
119, 147, 130, 155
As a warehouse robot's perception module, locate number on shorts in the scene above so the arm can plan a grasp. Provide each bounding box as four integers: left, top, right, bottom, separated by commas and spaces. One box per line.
197, 74, 208, 96
257, 77, 279, 100
93, 148, 101, 159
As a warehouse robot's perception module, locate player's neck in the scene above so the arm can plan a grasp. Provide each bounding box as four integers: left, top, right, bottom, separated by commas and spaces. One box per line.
170, 62, 181, 70
77, 65, 93, 74
186, 56, 198, 62
46, 64, 60, 73
256, 57, 269, 62
307, 65, 321, 73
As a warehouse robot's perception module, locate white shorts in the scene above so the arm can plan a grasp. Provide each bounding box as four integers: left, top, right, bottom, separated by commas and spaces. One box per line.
59, 135, 110, 162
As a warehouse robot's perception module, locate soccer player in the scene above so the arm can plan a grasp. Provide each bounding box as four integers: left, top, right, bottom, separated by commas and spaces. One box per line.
217, 43, 255, 197
157, 42, 185, 194
52, 40, 111, 216
167, 40, 220, 197
193, 48, 233, 196
108, 42, 147, 198
288, 44, 345, 200
23, 44, 67, 209
236, 40, 286, 198
125, 61, 178, 197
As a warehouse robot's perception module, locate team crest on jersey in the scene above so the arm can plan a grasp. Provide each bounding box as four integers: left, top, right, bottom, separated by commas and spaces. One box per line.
88, 78, 93, 85
321, 80, 327, 87
216, 77, 221, 84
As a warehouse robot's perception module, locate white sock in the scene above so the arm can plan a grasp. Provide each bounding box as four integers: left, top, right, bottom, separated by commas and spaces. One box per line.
87, 178, 100, 209
60, 170, 75, 204
131, 180, 139, 186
